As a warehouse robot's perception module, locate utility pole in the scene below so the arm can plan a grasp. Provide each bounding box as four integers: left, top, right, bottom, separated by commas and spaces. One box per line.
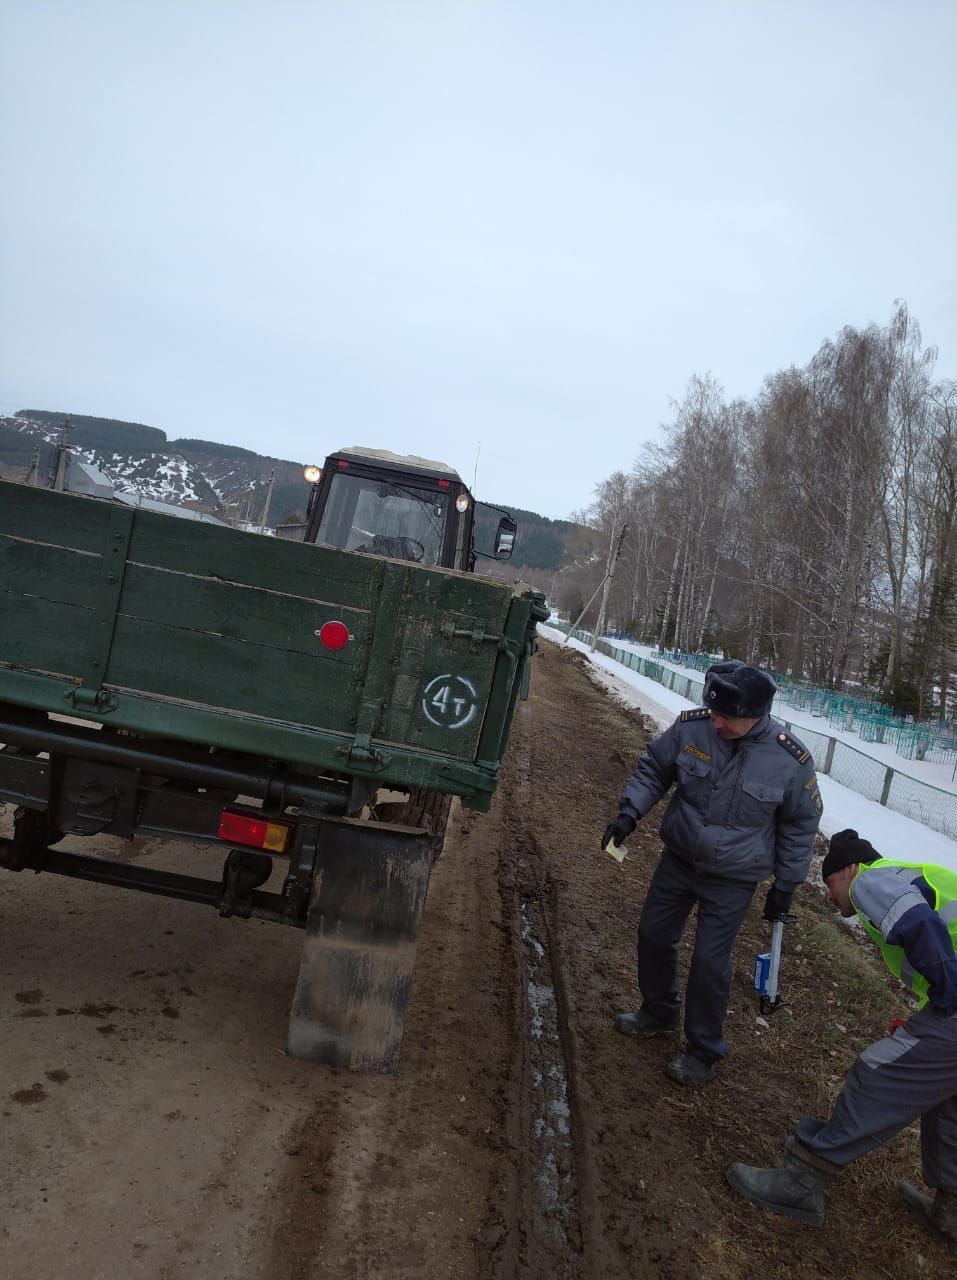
258, 469, 275, 533
591, 522, 628, 652
563, 522, 628, 647
563, 576, 606, 644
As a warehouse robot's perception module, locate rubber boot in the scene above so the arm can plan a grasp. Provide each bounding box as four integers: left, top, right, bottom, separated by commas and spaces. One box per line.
614, 1008, 680, 1037
726, 1153, 829, 1225
897, 1181, 957, 1255
665, 1051, 715, 1086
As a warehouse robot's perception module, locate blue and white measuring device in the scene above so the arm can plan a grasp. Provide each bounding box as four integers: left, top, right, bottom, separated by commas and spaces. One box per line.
753, 914, 798, 1013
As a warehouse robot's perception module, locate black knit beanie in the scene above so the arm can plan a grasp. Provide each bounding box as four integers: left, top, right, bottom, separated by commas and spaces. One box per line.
821, 829, 880, 880
703, 659, 777, 718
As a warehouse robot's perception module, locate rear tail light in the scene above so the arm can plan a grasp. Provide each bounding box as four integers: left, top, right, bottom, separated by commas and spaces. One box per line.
217, 810, 291, 853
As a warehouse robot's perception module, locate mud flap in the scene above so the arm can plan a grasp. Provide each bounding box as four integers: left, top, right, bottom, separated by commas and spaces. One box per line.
286, 818, 433, 1072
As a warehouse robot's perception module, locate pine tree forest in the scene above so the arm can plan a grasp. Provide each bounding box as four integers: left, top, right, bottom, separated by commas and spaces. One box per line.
558, 303, 957, 719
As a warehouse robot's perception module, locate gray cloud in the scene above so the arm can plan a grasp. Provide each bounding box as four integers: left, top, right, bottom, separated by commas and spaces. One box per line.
2, 0, 955, 518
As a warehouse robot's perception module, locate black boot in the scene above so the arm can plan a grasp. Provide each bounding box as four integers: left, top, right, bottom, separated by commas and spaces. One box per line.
614, 1008, 679, 1037
897, 1181, 957, 1255
726, 1153, 829, 1225
665, 1050, 715, 1086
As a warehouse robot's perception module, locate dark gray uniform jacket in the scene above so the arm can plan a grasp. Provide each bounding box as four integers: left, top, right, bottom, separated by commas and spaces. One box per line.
619, 708, 821, 891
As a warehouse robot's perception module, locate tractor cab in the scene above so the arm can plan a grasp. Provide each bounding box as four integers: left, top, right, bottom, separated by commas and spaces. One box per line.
302, 446, 516, 572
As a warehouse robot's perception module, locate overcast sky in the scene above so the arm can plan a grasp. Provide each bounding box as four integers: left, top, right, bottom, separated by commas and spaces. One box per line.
1, 1, 955, 520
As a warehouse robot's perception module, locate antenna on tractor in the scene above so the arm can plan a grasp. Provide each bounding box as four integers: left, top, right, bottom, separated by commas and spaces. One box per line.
472, 441, 481, 492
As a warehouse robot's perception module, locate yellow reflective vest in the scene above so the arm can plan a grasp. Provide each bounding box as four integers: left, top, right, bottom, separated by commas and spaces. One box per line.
851, 857, 957, 1009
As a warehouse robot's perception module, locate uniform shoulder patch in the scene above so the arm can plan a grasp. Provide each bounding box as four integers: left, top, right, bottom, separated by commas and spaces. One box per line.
803, 770, 823, 813
680, 708, 711, 722
776, 730, 811, 766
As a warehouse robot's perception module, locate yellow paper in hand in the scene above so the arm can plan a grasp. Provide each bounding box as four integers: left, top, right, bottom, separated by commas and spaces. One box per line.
604, 839, 627, 864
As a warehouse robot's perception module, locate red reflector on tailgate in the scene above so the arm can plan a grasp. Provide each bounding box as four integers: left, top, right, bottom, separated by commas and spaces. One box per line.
217, 811, 291, 853
318, 620, 350, 650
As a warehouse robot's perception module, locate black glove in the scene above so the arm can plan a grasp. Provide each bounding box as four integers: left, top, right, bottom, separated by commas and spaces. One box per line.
601, 814, 636, 851
763, 885, 793, 921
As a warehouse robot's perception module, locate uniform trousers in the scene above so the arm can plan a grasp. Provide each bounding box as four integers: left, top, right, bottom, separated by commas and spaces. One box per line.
637, 849, 757, 1064
794, 1006, 957, 1188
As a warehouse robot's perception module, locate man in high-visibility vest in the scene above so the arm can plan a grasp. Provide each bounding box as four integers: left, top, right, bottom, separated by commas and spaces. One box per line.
727, 828, 957, 1256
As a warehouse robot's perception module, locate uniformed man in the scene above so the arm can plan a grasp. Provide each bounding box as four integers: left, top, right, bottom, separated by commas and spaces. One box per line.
727, 829, 957, 1257
602, 659, 821, 1086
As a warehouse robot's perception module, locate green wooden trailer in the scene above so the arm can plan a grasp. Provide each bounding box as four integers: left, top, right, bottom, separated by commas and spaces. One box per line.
0, 479, 546, 1070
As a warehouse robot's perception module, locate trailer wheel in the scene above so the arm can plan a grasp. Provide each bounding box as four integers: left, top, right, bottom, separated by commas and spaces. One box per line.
2, 808, 66, 871
394, 788, 452, 861
14, 807, 65, 848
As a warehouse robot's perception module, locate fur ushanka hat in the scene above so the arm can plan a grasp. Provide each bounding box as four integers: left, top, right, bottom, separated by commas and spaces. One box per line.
703, 659, 777, 718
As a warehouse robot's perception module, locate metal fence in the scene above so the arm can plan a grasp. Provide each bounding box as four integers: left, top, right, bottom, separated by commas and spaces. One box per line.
826, 740, 889, 804
553, 625, 957, 842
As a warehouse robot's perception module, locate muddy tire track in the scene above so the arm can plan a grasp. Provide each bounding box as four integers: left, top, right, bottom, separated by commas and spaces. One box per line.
487, 719, 603, 1280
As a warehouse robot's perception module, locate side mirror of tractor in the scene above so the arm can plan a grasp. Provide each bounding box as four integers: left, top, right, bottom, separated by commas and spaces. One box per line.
494, 516, 517, 560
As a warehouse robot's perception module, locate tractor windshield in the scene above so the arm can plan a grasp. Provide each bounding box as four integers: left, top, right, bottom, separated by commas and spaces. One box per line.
314, 471, 448, 565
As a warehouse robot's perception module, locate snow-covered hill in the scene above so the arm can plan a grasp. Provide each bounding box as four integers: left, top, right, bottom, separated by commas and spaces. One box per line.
0, 413, 296, 523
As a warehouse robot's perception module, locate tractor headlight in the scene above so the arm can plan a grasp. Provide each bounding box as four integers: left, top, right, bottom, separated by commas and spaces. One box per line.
455, 493, 470, 513
303, 464, 322, 484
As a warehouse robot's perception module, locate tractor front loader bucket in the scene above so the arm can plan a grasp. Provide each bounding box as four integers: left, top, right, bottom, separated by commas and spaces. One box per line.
286, 817, 433, 1072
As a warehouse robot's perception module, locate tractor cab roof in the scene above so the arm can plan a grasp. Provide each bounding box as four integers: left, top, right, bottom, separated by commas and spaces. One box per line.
330, 446, 464, 486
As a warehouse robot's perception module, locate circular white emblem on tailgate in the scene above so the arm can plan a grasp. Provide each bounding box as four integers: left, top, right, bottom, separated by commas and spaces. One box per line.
422, 674, 478, 730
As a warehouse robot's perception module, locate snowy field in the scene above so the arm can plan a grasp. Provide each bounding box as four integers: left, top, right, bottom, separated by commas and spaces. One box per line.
539, 625, 957, 875
611, 637, 957, 796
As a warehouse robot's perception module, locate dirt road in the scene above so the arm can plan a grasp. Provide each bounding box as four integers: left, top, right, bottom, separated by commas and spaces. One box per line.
0, 639, 948, 1278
